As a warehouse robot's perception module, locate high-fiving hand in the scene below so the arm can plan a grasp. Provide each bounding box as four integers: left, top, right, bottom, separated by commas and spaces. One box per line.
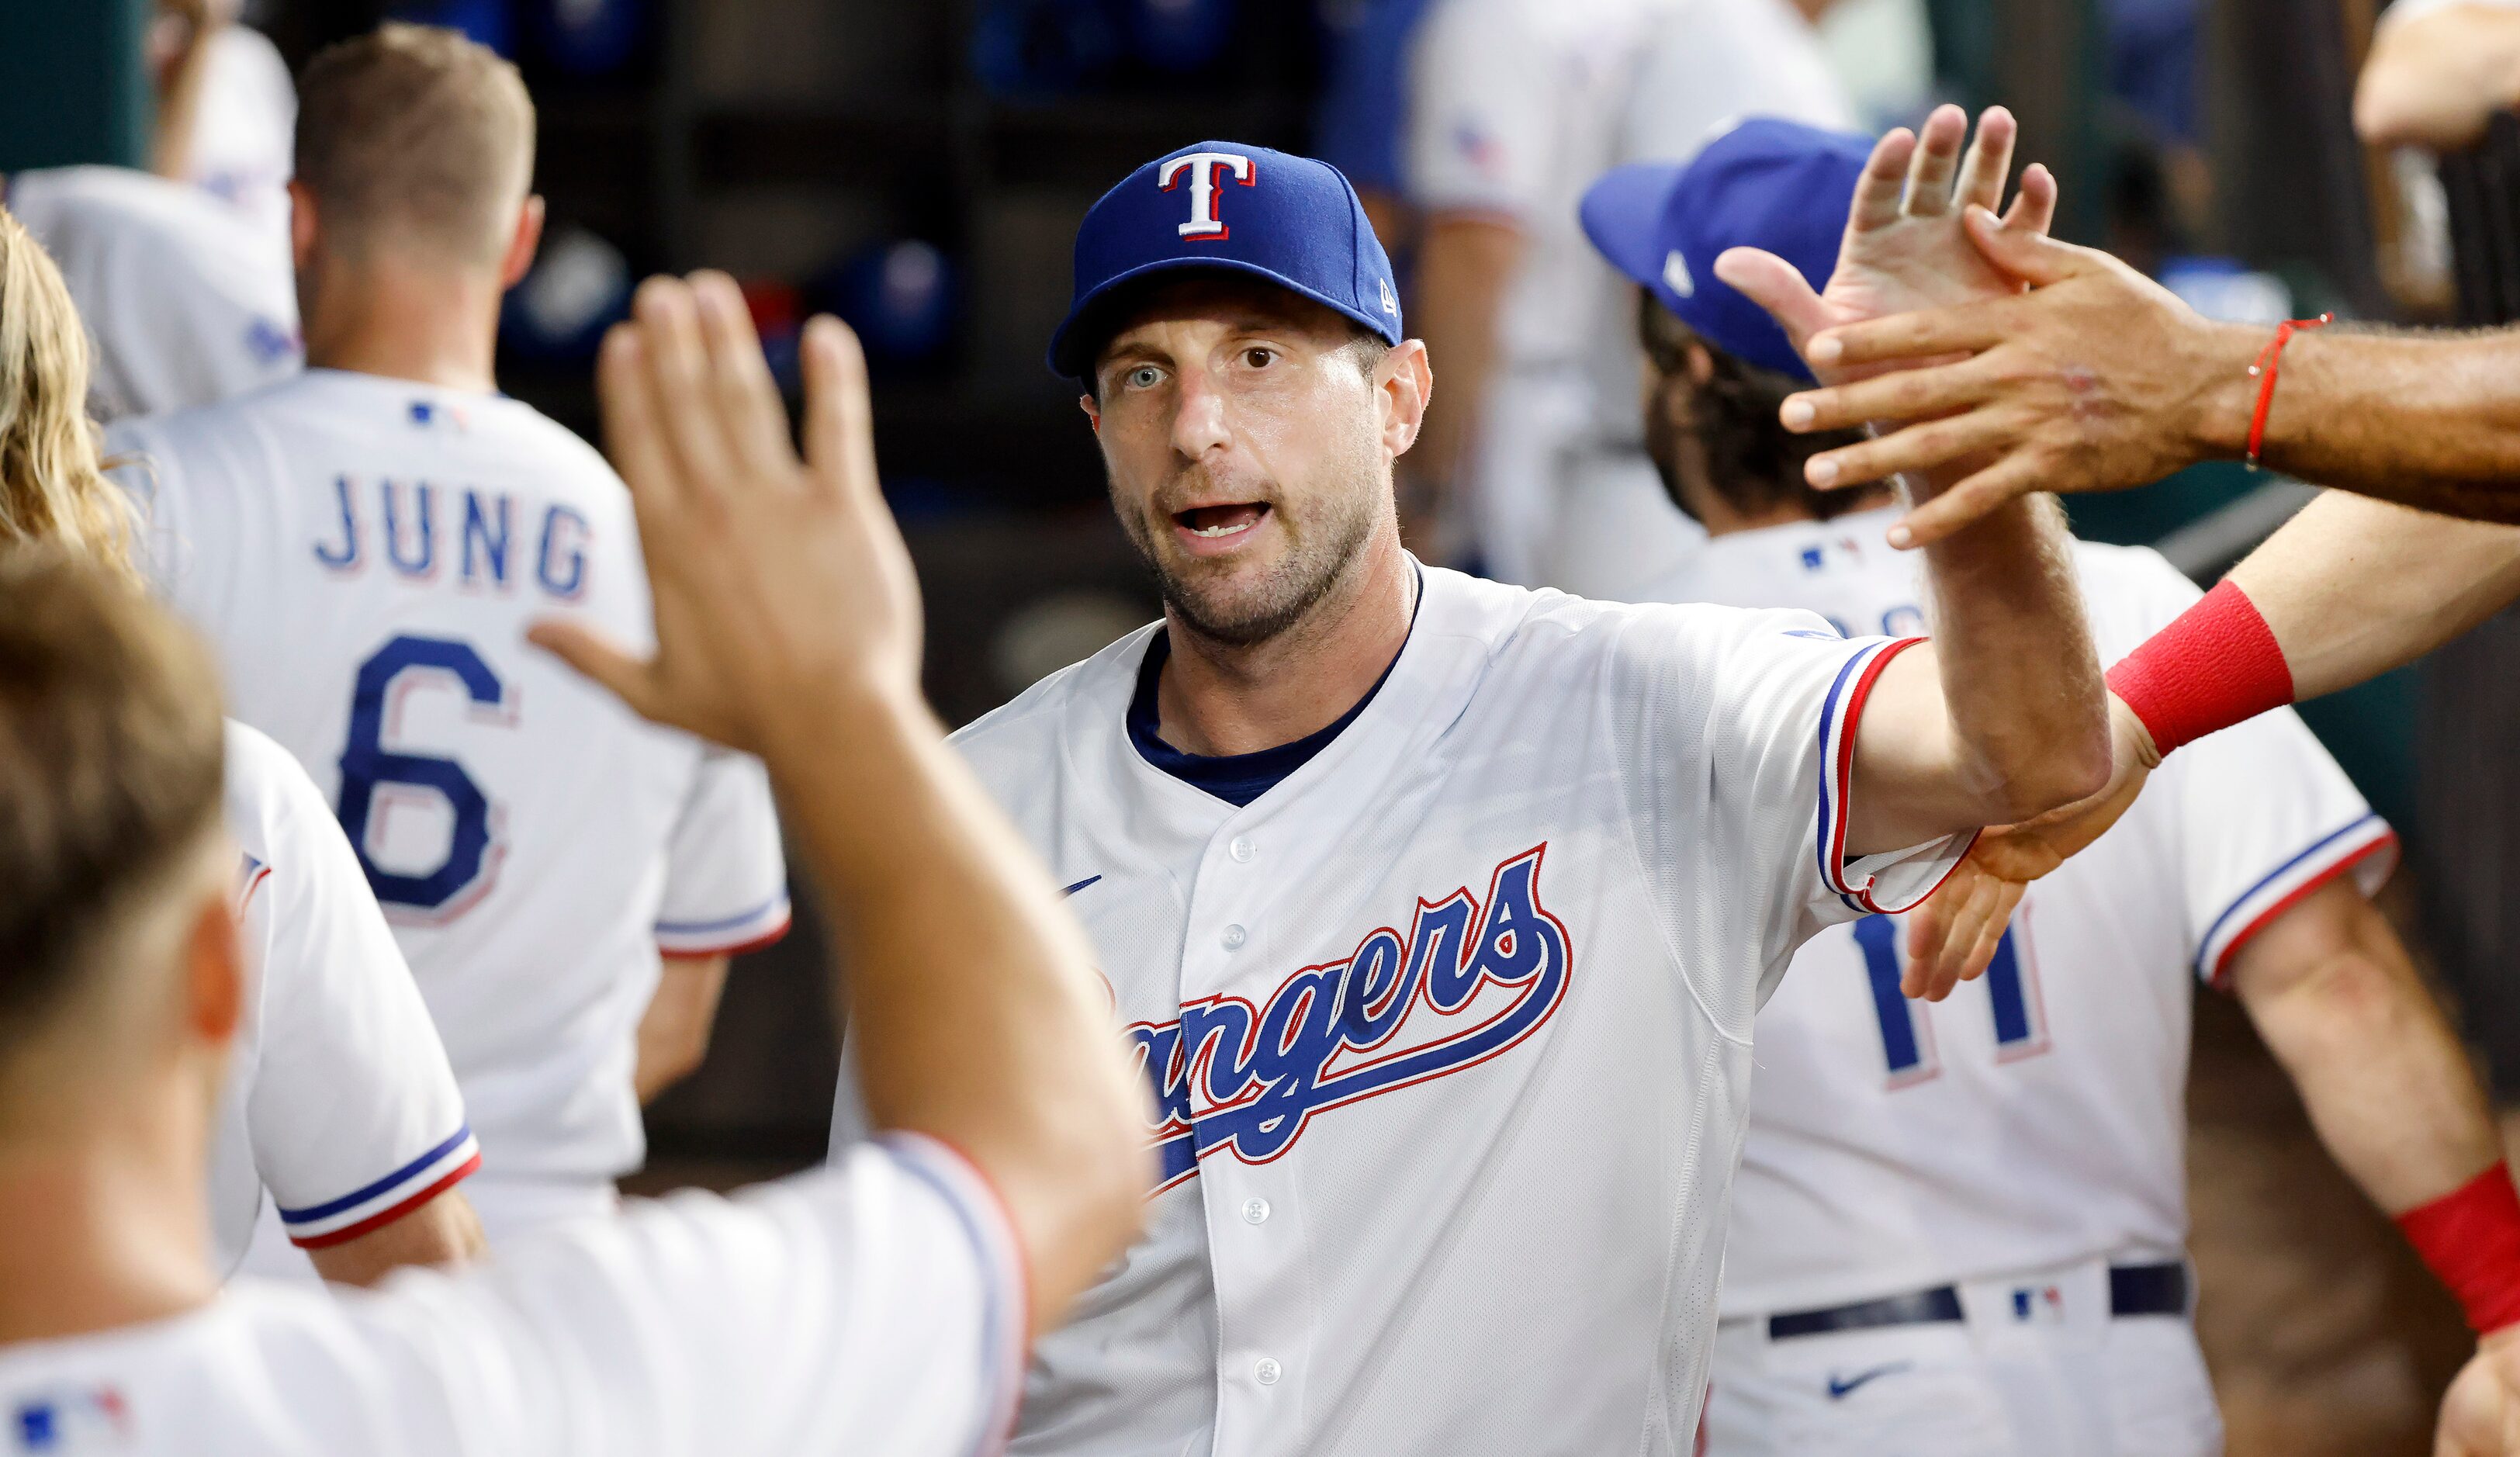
1712, 104, 2056, 392
1901, 693, 2159, 998
2439, 1331, 2520, 1456
529, 272, 924, 756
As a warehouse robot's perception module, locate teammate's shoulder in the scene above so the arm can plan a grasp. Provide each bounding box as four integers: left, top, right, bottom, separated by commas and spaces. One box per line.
222, 720, 326, 822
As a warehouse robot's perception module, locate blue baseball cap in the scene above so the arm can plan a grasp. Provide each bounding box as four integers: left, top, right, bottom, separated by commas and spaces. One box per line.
1047, 140, 1404, 381
1579, 117, 1873, 383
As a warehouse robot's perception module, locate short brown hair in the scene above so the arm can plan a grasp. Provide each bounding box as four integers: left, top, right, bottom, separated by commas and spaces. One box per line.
0, 550, 224, 1061
295, 22, 537, 266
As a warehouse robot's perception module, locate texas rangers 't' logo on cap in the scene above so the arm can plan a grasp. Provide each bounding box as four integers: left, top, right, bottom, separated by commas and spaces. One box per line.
1159, 151, 1256, 241
1047, 140, 1406, 380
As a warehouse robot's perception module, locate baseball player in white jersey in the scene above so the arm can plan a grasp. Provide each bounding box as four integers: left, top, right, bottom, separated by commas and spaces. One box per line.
0, 275, 1151, 1451
0, 199, 483, 1289
4, 164, 298, 422
213, 722, 484, 1282
826, 112, 2110, 1455
110, 27, 787, 1244
1401, 0, 1855, 594
1582, 119, 2520, 1453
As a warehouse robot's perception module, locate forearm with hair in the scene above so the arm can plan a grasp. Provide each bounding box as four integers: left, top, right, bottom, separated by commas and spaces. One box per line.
2234, 881, 2499, 1213
1919, 492, 2107, 816
2242, 327, 2520, 520
2224, 491, 2520, 702
758, 687, 1146, 1331
1847, 491, 2108, 851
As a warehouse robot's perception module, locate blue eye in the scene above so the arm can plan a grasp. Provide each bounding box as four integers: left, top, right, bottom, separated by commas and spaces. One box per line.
1128, 365, 1162, 389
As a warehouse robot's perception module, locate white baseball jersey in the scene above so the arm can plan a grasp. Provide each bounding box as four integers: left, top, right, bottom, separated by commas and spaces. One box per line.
185, 25, 299, 257
112, 369, 789, 1201
1405, 0, 1854, 590
1646, 510, 2397, 1319
212, 722, 475, 1271
836, 564, 1969, 1456
7, 166, 299, 423
0, 1135, 1020, 1457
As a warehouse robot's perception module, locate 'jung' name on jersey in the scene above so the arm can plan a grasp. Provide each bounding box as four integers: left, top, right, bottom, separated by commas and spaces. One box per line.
1127, 844, 1573, 1191
313, 475, 594, 601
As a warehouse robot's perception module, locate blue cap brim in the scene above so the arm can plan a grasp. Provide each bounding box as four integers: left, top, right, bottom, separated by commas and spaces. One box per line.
1046, 255, 1400, 381
1579, 163, 1688, 296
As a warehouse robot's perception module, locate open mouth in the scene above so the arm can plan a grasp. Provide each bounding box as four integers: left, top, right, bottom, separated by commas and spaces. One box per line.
1172, 502, 1271, 552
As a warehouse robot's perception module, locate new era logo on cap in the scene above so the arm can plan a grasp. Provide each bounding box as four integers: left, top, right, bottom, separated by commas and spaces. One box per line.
1662, 249, 1694, 299
1047, 140, 1405, 380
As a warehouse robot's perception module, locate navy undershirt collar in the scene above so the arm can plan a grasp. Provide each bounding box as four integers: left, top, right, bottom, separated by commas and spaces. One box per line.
1127, 569, 1422, 808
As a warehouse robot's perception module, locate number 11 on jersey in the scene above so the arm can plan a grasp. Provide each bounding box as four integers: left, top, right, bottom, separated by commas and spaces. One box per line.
1854, 913, 2049, 1088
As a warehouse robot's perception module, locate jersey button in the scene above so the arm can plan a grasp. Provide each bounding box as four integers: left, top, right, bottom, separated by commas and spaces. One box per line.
1241, 1197, 1271, 1225
1229, 836, 1256, 863
1221, 923, 1248, 950
1255, 1357, 1282, 1386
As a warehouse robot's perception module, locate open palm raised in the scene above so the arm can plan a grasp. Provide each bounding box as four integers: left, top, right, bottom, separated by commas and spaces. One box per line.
1712, 104, 2055, 389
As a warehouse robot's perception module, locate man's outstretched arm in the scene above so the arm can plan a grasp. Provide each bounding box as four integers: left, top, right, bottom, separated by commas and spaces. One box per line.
1743, 214, 2520, 546
1718, 106, 2110, 852
2230, 878, 2520, 1457
533, 273, 1150, 1338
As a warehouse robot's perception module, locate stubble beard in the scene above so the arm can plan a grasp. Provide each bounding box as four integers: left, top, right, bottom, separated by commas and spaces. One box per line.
1119, 467, 1384, 651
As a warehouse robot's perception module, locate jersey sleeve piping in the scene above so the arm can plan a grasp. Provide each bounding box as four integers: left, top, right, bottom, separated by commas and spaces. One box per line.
654, 891, 794, 957
2196, 812, 2399, 988
875, 1131, 1030, 1457
1816, 636, 1934, 913
279, 1123, 482, 1248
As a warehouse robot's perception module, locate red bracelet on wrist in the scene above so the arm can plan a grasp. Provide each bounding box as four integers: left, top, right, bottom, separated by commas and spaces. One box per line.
2398, 1164, 2520, 1335
2104, 579, 2296, 757
2245, 313, 2331, 471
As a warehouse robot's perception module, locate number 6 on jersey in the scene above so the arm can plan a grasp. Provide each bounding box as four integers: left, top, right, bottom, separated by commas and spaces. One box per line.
336, 633, 511, 915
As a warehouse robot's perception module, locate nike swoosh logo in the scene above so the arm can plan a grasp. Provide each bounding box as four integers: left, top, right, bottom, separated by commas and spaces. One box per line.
1826, 1362, 1909, 1400
1061, 875, 1102, 898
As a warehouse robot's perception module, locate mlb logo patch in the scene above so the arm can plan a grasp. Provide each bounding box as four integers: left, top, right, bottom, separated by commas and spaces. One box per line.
13, 1386, 130, 1452
2009, 1285, 2065, 1324
409, 400, 471, 432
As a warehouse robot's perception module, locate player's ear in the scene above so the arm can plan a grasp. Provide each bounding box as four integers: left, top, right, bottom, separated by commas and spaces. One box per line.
1079, 389, 1102, 434
181, 877, 244, 1049
500, 196, 548, 290
1379, 339, 1431, 459
288, 180, 320, 275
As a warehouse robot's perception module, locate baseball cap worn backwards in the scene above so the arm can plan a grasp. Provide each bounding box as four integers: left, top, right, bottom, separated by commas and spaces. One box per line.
1579, 117, 1874, 384
1048, 140, 1404, 381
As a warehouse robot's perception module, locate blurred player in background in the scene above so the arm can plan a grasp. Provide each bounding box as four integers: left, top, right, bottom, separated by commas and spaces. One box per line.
147, 0, 300, 253
0, 279, 1151, 1450
1399, 0, 1854, 593
1585, 116, 2520, 1455
1, 0, 300, 422
0, 205, 480, 1285
111, 25, 789, 1251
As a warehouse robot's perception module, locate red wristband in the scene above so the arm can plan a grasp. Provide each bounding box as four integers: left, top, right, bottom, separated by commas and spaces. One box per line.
2103, 579, 2295, 756
2398, 1164, 2520, 1335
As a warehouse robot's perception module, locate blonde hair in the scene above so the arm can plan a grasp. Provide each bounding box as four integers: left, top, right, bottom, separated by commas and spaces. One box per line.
0, 207, 135, 581
296, 23, 537, 268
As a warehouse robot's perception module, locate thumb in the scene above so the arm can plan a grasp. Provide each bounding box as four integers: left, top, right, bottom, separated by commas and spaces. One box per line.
1961, 205, 2097, 287
527, 619, 663, 721
1714, 247, 1833, 353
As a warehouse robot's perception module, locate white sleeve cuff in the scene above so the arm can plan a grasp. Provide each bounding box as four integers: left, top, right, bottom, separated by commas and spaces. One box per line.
2195, 812, 2399, 985
878, 1132, 1030, 1457
654, 891, 793, 957
1814, 637, 1974, 913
